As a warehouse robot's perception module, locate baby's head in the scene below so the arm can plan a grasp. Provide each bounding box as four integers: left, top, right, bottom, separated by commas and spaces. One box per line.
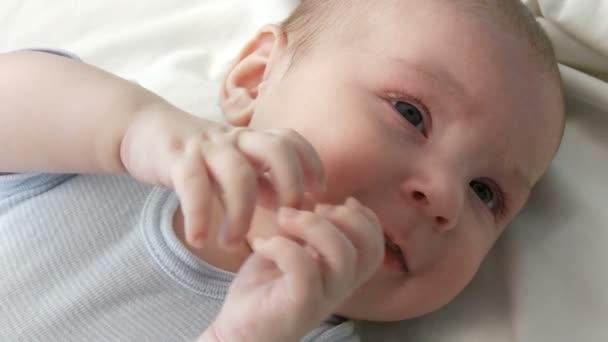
220, 0, 565, 321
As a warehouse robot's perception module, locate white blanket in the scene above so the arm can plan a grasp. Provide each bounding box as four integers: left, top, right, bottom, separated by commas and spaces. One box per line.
2, 1, 607, 341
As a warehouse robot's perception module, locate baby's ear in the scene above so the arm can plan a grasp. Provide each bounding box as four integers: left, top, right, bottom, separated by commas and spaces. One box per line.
221, 25, 288, 127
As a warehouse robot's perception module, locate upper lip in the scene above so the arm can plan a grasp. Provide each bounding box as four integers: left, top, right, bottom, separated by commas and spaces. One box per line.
383, 232, 410, 273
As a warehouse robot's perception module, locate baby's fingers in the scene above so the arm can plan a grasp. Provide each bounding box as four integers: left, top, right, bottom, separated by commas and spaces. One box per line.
267, 129, 326, 196
204, 146, 257, 248
315, 199, 384, 285
277, 208, 357, 300
172, 149, 213, 248
237, 129, 322, 208
252, 236, 323, 303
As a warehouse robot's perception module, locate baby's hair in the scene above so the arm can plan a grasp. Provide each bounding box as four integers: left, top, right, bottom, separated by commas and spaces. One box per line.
279, 0, 350, 62
281, 0, 556, 72
280, 0, 566, 148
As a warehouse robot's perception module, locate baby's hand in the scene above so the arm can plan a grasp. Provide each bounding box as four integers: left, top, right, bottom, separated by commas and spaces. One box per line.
120, 107, 325, 248
206, 198, 384, 342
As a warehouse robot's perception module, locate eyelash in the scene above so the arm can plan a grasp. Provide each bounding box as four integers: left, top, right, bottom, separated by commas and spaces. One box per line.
481, 180, 510, 221
387, 92, 431, 136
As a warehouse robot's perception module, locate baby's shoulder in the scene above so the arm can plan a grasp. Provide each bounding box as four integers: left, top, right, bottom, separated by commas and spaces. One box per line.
0, 173, 151, 220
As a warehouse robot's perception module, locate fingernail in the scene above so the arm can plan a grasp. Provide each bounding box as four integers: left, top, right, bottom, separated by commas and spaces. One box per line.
346, 197, 361, 207
191, 232, 207, 249
219, 220, 238, 247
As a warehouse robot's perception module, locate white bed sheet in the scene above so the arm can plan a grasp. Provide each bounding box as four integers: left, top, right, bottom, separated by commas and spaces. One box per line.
2, 1, 607, 341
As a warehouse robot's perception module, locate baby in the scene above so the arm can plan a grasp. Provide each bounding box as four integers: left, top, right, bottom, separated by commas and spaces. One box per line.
0, 0, 565, 341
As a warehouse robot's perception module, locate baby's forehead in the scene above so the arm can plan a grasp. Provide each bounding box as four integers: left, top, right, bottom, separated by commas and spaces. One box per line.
289, 0, 548, 60
295, 2, 482, 60
285, 0, 564, 148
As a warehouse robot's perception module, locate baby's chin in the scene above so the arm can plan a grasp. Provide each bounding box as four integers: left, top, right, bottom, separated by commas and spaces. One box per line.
334, 301, 422, 322
333, 267, 461, 322
334, 295, 444, 322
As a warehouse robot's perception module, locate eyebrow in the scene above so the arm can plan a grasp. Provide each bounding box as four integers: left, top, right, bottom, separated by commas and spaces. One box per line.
499, 156, 534, 193
390, 56, 470, 103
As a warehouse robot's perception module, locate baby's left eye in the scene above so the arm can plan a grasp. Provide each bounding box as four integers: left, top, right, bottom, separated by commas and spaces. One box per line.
394, 101, 425, 133
470, 180, 496, 209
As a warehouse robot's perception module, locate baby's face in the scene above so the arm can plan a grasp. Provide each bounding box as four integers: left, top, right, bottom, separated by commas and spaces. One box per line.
228, 1, 563, 321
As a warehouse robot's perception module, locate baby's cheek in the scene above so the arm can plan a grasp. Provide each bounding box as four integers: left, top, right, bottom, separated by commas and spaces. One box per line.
445, 236, 487, 288
319, 147, 385, 200
317, 153, 363, 202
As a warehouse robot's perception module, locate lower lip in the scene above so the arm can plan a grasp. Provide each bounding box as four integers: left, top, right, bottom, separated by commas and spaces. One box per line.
383, 245, 407, 272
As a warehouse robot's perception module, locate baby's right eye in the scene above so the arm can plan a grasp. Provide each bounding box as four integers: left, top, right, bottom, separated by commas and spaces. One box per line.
393, 101, 426, 134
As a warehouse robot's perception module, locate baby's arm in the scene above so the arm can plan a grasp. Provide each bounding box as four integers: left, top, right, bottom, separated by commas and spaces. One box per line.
0, 50, 167, 174
0, 50, 325, 247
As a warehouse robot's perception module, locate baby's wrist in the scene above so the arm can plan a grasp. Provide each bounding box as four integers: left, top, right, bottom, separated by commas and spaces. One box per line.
118, 100, 186, 178
199, 322, 259, 342
204, 317, 303, 342
198, 324, 230, 342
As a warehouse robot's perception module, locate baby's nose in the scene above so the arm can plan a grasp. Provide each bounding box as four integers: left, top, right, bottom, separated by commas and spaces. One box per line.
401, 177, 463, 233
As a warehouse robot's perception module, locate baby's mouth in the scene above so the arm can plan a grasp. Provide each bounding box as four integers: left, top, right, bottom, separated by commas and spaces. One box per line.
383, 234, 410, 273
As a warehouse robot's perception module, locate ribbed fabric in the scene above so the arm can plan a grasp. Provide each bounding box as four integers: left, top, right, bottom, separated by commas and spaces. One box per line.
0, 174, 357, 341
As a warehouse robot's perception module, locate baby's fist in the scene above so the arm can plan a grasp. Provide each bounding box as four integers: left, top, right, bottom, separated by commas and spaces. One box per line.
120, 108, 325, 249
209, 198, 384, 341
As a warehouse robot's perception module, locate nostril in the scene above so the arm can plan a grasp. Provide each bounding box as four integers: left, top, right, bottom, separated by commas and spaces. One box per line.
435, 216, 448, 225
412, 191, 426, 202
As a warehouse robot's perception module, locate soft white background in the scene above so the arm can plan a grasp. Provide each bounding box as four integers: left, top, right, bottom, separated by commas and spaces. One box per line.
2, 0, 607, 341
